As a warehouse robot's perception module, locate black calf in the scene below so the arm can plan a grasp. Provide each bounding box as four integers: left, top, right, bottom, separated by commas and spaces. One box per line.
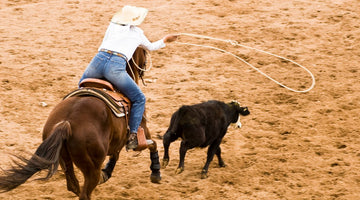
162, 100, 250, 178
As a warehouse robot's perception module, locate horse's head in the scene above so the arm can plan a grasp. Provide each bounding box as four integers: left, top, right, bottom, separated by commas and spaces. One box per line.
127, 47, 147, 85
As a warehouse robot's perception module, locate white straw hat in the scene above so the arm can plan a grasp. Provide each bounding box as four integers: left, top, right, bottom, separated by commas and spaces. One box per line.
111, 5, 148, 26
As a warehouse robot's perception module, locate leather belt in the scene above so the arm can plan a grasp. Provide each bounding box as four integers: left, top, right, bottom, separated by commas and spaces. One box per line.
99, 49, 127, 60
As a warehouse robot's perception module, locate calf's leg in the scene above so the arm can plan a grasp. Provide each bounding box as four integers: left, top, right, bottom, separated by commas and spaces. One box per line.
201, 140, 222, 179
175, 140, 188, 174
215, 146, 226, 167
162, 131, 179, 168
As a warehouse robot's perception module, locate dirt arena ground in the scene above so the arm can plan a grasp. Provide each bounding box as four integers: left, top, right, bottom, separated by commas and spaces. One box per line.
1, 0, 359, 199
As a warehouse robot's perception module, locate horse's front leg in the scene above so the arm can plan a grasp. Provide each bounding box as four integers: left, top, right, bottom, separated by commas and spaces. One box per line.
142, 119, 161, 183
149, 147, 161, 183
99, 152, 119, 184
146, 136, 161, 183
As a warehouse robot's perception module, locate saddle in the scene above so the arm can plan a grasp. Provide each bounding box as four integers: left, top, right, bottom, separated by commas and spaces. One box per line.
64, 78, 131, 118
63, 78, 148, 151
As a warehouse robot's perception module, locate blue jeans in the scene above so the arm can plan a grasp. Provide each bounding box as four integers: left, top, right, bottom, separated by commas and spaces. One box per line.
79, 51, 145, 133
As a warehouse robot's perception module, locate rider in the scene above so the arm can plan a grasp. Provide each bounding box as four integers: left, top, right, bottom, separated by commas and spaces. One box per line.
79, 5, 178, 150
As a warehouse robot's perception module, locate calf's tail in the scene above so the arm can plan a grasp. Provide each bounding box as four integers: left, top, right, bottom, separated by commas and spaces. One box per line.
162, 109, 184, 168
164, 108, 185, 138
0, 121, 71, 192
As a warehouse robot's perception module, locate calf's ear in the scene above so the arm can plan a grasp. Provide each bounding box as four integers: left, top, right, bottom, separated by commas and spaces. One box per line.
230, 100, 241, 110
229, 100, 245, 115
231, 100, 240, 106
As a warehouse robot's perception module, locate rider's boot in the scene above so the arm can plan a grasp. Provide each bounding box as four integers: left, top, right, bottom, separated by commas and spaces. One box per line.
126, 132, 138, 150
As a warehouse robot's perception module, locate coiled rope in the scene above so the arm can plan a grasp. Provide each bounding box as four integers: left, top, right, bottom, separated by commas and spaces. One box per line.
175, 33, 316, 93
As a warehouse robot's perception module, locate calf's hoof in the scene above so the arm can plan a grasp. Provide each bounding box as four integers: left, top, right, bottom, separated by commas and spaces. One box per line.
219, 162, 226, 168
150, 172, 161, 183
162, 159, 169, 168
175, 167, 184, 174
200, 170, 208, 179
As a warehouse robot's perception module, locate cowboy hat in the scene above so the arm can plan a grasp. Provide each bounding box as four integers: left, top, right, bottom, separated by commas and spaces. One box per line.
111, 5, 148, 26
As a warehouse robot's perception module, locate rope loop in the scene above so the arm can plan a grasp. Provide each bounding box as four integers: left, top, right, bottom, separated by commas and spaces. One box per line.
227, 40, 239, 46
176, 33, 315, 93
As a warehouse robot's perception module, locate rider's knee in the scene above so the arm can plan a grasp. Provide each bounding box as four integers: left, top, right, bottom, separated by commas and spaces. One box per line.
134, 92, 146, 105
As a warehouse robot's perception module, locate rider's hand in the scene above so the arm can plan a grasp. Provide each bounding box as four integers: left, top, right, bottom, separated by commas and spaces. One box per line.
163, 34, 179, 43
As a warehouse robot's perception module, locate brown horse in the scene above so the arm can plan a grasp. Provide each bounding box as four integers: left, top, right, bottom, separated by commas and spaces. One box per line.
0, 48, 161, 200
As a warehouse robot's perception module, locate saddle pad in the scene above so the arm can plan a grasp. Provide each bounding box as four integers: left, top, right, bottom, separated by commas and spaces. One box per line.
64, 88, 128, 118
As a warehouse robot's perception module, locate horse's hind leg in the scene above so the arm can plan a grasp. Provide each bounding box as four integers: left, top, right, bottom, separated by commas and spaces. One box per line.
60, 149, 80, 196
79, 163, 101, 200
99, 153, 119, 184
73, 143, 105, 200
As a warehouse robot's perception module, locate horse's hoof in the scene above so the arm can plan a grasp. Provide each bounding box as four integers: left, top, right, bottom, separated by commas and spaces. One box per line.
150, 173, 161, 183
98, 171, 109, 185
162, 159, 169, 168
175, 167, 184, 174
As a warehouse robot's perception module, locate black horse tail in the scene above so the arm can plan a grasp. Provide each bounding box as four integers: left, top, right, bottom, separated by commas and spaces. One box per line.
0, 121, 71, 192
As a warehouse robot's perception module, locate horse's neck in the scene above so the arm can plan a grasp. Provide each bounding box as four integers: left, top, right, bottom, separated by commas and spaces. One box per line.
128, 47, 145, 85
127, 63, 139, 84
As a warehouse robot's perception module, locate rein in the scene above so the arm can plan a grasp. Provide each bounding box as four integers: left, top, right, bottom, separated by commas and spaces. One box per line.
127, 50, 152, 86
175, 33, 316, 93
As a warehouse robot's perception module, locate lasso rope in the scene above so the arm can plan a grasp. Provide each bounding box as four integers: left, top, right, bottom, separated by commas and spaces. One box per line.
175, 33, 316, 93
130, 50, 153, 72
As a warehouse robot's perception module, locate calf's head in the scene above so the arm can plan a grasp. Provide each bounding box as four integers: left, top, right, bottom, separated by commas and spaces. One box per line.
229, 100, 250, 128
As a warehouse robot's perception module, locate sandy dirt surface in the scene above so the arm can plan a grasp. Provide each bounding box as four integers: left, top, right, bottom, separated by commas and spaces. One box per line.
1, 0, 359, 199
